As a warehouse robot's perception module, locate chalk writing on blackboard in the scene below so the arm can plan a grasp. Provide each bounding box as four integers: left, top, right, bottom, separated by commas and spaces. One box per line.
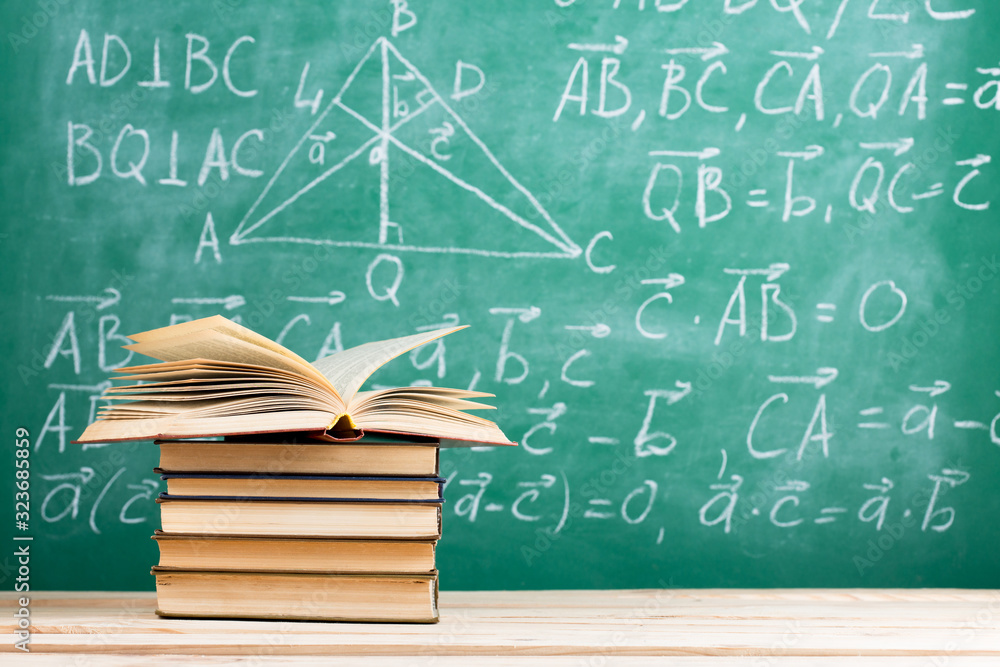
232, 37, 581, 259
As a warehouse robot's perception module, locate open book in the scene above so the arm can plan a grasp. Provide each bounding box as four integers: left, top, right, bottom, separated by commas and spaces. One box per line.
75, 315, 514, 446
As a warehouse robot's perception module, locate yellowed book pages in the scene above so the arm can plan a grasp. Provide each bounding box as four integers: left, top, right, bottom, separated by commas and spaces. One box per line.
75, 316, 516, 446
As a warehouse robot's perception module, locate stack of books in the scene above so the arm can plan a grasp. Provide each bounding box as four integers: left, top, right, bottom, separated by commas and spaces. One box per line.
76, 316, 515, 623
151, 433, 445, 622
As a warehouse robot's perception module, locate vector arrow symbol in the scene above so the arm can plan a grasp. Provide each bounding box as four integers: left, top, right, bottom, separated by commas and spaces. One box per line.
909, 380, 951, 397
768, 367, 839, 389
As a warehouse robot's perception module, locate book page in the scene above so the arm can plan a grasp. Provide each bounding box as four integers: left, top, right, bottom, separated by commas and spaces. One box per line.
312, 326, 467, 401
348, 387, 513, 445
130, 315, 311, 367
107, 377, 335, 406
355, 411, 514, 445
113, 360, 318, 382
76, 410, 336, 443
125, 328, 336, 396
103, 386, 335, 405
349, 388, 497, 414
127, 314, 235, 342
101, 396, 335, 418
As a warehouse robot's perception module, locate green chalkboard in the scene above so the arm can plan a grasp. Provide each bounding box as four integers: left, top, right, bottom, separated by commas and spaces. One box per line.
2, 0, 1000, 591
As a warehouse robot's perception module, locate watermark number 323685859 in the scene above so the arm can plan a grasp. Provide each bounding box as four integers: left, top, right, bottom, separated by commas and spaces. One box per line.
13, 427, 32, 653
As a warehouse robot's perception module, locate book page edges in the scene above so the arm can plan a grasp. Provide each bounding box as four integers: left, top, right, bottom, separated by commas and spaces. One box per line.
75, 427, 514, 446
73, 411, 339, 444
313, 428, 516, 447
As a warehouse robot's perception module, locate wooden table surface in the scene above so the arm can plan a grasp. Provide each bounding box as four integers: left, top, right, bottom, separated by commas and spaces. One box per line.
3, 589, 1000, 665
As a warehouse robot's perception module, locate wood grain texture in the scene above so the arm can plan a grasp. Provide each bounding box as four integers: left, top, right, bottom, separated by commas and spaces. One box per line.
2, 589, 999, 662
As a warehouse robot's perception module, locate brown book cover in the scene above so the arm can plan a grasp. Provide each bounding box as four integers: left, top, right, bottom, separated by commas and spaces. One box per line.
152, 531, 437, 574
152, 568, 439, 623
156, 496, 443, 540
159, 473, 444, 501
155, 437, 441, 477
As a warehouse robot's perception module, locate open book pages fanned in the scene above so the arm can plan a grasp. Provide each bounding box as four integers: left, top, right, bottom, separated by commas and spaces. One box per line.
74, 315, 515, 446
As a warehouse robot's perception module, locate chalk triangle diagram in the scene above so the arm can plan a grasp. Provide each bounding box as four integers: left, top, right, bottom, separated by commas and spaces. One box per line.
230, 37, 581, 259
